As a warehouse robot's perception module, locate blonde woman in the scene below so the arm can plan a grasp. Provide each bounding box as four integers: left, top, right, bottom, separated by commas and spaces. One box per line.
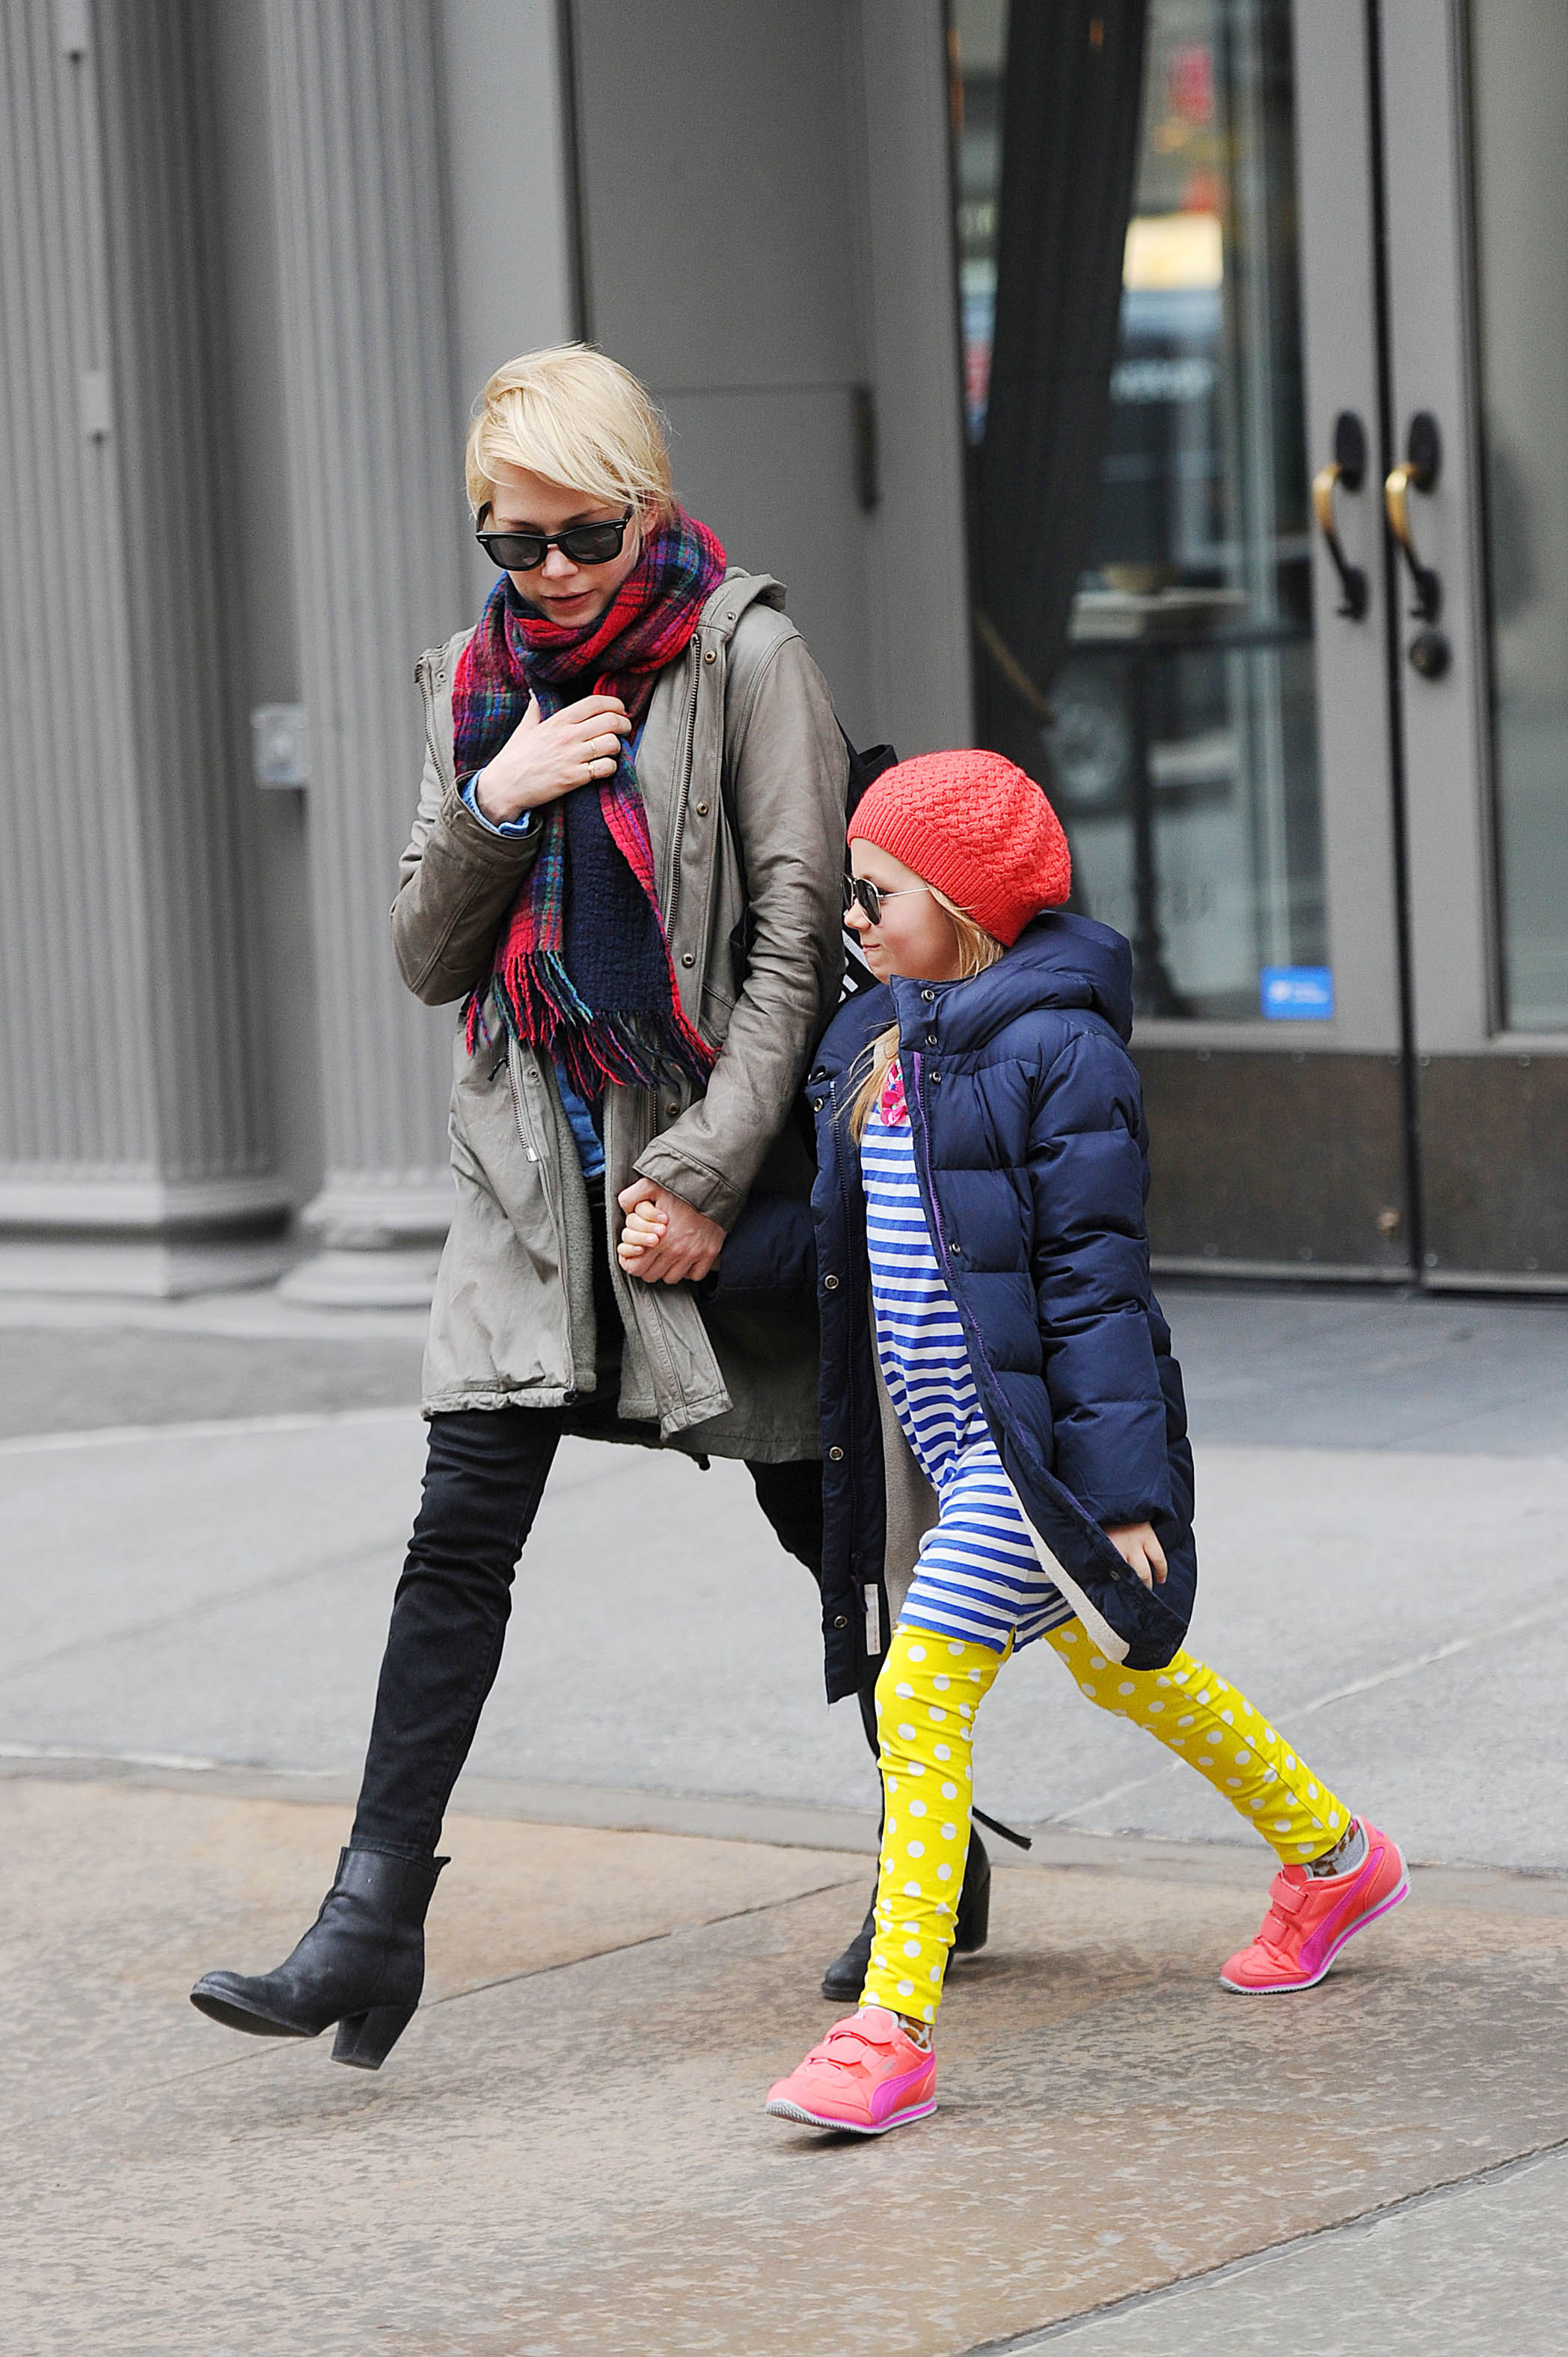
191, 346, 855, 2067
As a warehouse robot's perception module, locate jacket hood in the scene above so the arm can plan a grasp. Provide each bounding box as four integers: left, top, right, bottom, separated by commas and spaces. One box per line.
892, 911, 1134, 1048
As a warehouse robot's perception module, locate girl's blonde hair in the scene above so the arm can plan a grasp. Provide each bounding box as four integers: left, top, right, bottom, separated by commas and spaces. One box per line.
847, 892, 1004, 1141
465, 344, 677, 525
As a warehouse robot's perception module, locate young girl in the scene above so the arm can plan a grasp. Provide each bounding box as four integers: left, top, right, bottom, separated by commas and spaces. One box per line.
630, 750, 1406, 2135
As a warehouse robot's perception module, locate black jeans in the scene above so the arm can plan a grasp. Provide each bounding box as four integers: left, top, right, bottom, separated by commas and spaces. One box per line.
350, 1202, 851, 1858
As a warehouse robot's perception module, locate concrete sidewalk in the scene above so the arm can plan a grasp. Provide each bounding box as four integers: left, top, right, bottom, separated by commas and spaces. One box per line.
4, 1280, 1568, 2353
6, 1771, 1567, 2356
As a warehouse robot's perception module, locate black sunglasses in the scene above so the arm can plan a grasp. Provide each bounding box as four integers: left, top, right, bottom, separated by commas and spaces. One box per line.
842, 875, 934, 926
475, 506, 634, 572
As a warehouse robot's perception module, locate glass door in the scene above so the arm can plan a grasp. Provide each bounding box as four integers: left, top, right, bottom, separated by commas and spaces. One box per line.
949, 0, 1412, 1277
1379, 0, 1568, 1285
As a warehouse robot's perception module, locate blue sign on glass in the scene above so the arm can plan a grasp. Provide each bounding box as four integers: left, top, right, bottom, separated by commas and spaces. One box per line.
1261, 965, 1335, 1021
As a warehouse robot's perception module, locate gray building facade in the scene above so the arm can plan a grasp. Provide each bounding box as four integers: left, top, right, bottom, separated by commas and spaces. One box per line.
4, 0, 1567, 1301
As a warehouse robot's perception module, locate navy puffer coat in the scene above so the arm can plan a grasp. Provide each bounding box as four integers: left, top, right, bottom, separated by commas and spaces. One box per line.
807, 911, 1196, 1703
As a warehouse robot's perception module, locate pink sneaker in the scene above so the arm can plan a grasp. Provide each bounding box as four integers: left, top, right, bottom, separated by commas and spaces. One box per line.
1222, 1818, 1408, 1993
765, 2007, 937, 2135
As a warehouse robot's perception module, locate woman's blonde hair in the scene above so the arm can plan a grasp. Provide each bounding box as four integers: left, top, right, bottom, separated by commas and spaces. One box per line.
847, 893, 1005, 1142
465, 343, 676, 525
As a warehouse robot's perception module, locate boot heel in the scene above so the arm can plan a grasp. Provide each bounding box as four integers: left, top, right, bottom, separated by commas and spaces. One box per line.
953, 1844, 991, 1954
332, 1999, 417, 2070
954, 1873, 990, 1952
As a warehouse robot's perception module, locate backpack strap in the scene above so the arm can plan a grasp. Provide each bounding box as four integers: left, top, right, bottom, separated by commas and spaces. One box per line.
841, 727, 897, 820
720, 717, 892, 1003
704, 577, 896, 1005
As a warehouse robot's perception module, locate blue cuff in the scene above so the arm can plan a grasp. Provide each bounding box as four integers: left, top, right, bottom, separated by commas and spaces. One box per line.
555, 1071, 607, 1182
460, 775, 535, 838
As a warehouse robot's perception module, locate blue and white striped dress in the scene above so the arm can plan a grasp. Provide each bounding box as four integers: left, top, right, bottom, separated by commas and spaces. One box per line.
862, 1059, 1073, 1655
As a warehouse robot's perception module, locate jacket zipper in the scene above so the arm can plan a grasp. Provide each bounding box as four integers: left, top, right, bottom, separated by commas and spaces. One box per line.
510, 1050, 554, 1193
905, 1051, 948, 1258
416, 639, 465, 797
685, 643, 722, 993
658, 645, 702, 924
906, 1048, 1129, 1594
906, 1050, 1002, 1461
830, 1070, 881, 1662
604, 1088, 685, 1410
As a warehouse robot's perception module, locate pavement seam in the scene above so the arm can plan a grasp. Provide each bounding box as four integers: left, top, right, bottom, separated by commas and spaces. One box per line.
968, 2130, 1568, 2351
8, 1452, 664, 1683
0, 1754, 883, 1853
0, 1532, 403, 1686
418, 1868, 867, 2010
0, 1404, 420, 1455
7, 1759, 1567, 1894
1283, 1600, 1559, 1717
0, 1741, 260, 1773
1049, 1596, 1559, 1831
6, 1870, 866, 2133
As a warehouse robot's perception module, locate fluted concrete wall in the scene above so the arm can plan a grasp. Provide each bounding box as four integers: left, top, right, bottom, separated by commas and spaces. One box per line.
0, 0, 960, 1303
0, 0, 280, 1237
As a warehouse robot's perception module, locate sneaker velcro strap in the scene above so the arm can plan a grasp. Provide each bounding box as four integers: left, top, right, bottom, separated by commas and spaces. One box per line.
814, 2022, 889, 2067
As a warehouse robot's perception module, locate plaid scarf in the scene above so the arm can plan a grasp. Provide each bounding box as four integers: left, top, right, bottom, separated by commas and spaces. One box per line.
454, 509, 728, 1098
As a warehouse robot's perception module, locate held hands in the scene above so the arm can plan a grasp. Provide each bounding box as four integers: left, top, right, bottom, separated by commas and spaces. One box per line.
616, 1178, 725, 1286
1105, 1521, 1168, 1592
472, 692, 631, 825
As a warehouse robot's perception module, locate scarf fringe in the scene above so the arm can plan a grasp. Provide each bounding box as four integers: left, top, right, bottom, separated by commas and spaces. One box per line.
467, 952, 716, 1101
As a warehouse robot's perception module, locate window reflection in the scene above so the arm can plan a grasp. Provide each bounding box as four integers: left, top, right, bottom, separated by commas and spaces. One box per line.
951, 0, 1326, 1022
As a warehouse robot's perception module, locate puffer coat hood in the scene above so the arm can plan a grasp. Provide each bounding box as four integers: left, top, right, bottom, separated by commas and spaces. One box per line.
941, 905, 1136, 1039
807, 911, 1196, 1701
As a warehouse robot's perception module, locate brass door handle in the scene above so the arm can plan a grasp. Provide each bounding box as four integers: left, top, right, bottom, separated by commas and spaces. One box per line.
1384, 412, 1442, 623
1311, 411, 1369, 619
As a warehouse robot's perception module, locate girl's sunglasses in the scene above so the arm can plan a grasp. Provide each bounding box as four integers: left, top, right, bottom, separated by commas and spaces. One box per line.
842, 875, 933, 925
476, 507, 633, 572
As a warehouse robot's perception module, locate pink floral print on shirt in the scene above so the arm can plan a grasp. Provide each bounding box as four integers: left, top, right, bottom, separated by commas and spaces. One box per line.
878, 1057, 909, 1128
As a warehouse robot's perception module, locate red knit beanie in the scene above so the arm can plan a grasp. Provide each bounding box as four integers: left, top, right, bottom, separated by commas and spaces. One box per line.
846, 750, 1071, 947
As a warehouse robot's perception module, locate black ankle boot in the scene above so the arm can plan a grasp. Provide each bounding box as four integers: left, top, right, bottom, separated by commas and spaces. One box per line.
952, 1829, 991, 1953
190, 1847, 447, 2070
819, 1830, 991, 2000
820, 1895, 876, 2002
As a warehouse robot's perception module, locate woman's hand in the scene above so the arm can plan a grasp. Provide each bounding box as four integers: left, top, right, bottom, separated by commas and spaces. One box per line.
471, 693, 631, 825
1105, 1520, 1167, 1592
616, 1178, 724, 1285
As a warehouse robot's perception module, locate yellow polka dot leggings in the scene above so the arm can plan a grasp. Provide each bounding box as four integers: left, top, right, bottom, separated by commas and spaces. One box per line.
860, 1621, 1351, 2026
